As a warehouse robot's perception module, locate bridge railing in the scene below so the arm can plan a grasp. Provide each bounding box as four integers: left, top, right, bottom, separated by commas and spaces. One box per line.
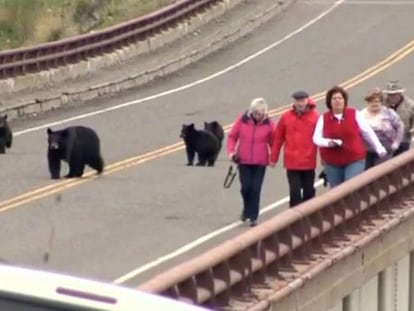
0, 0, 219, 79
138, 150, 414, 310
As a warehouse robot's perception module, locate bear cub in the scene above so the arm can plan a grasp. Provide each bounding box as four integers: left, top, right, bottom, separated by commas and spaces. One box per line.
180, 123, 220, 166
47, 126, 104, 179
204, 120, 224, 148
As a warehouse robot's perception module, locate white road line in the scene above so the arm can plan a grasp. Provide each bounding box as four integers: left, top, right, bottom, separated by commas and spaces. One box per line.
304, 0, 414, 4
112, 179, 325, 284
343, 0, 414, 4
114, 137, 414, 285
112, 1, 344, 285
114, 135, 414, 285
14, 0, 344, 137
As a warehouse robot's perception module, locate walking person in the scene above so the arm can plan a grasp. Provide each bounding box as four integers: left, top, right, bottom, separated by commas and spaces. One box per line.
382, 80, 414, 156
226, 98, 274, 227
270, 91, 319, 207
360, 88, 404, 169
313, 86, 387, 188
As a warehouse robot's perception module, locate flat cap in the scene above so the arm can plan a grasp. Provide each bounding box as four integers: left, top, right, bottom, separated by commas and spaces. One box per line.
292, 90, 309, 100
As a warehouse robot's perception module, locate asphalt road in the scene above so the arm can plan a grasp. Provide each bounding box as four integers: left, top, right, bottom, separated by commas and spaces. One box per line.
1, 0, 414, 288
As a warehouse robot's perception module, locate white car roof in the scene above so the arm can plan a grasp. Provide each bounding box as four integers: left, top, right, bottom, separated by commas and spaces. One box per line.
0, 264, 209, 311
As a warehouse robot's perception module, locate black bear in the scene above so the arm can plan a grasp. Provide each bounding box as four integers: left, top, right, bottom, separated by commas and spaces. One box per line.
0, 114, 13, 154
204, 121, 224, 145
180, 123, 220, 166
47, 126, 104, 179
204, 120, 224, 163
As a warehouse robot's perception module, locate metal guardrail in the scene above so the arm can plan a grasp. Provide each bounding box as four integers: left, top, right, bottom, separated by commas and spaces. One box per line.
0, 0, 220, 79
138, 150, 414, 310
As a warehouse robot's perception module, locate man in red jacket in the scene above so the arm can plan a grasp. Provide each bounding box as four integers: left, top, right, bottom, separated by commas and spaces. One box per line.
270, 91, 319, 207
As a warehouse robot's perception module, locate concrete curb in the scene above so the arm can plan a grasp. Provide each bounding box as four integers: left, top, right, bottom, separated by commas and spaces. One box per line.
1, 0, 295, 120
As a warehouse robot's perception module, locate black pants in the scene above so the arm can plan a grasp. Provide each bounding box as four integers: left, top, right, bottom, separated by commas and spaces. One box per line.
365, 151, 378, 170
286, 170, 315, 207
238, 164, 266, 221
366, 150, 393, 170
393, 141, 410, 157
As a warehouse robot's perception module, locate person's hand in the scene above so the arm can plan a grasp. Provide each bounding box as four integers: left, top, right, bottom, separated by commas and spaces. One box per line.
327, 140, 337, 147
391, 142, 400, 151
377, 149, 387, 158
409, 128, 414, 134
328, 139, 341, 147
269, 162, 276, 168
229, 153, 240, 163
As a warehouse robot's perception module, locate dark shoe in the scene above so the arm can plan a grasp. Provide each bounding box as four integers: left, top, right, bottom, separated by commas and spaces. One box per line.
249, 220, 257, 227
240, 213, 247, 222
318, 170, 328, 187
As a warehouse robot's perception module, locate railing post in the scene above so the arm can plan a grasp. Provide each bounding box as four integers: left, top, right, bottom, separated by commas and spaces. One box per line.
343, 291, 358, 311
409, 251, 414, 311
378, 266, 393, 311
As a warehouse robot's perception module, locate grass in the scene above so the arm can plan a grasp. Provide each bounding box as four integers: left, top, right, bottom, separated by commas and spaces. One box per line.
0, 0, 175, 50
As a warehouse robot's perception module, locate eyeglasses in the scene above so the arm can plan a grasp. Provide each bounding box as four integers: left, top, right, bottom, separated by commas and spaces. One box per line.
252, 110, 265, 116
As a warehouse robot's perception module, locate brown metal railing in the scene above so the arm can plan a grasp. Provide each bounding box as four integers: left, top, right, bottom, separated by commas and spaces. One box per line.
0, 0, 220, 79
138, 150, 414, 310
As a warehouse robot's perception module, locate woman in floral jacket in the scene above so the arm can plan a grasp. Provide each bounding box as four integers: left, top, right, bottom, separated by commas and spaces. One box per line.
360, 89, 404, 169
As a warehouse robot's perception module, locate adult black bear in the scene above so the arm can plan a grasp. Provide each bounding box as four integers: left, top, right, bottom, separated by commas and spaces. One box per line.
180, 123, 220, 166
0, 114, 13, 154
47, 126, 104, 179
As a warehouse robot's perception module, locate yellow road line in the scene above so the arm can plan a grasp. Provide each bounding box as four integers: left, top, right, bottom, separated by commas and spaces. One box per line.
0, 40, 413, 213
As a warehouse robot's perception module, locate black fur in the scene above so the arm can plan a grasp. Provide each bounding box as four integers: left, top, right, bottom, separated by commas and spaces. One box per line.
204, 121, 224, 143
0, 115, 13, 154
47, 126, 104, 179
318, 170, 328, 187
204, 120, 224, 163
180, 123, 220, 167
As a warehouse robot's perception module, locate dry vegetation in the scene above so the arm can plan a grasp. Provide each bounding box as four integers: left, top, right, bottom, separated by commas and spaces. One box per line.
0, 0, 175, 50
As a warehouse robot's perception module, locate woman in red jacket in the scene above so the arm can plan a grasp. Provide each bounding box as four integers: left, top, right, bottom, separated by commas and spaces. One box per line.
227, 98, 275, 227
270, 91, 319, 207
313, 86, 387, 188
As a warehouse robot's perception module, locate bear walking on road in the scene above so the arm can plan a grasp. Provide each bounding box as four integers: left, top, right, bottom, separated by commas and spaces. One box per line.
0, 115, 13, 154
180, 123, 220, 167
47, 126, 104, 179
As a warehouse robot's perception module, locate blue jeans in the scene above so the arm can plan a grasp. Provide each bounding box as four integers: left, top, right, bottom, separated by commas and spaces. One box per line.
324, 159, 365, 188
238, 164, 266, 221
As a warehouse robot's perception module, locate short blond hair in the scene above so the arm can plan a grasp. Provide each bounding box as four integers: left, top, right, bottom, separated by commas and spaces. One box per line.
248, 97, 268, 116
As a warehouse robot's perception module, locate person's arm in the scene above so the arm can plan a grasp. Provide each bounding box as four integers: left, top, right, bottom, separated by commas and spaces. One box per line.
226, 116, 241, 160
388, 108, 404, 150
270, 116, 285, 164
408, 97, 414, 134
355, 110, 386, 155
313, 115, 338, 147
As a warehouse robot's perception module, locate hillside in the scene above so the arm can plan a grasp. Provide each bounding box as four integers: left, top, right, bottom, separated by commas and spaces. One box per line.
0, 0, 175, 50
